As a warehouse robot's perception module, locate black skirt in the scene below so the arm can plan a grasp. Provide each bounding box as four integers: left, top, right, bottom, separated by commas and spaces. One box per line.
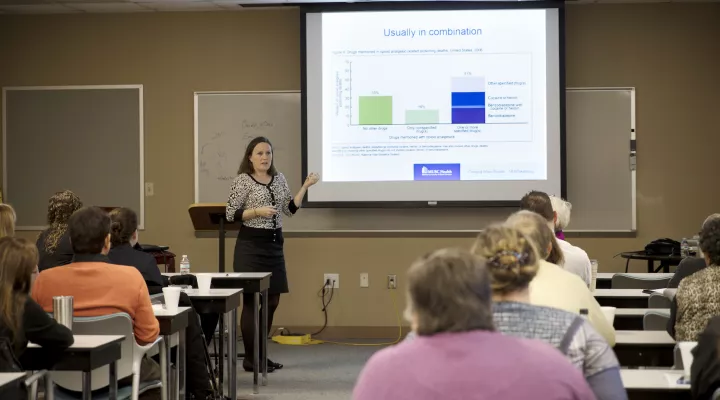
232, 228, 289, 294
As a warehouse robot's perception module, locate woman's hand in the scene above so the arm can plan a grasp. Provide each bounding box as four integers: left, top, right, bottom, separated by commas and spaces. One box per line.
303, 173, 320, 188
254, 206, 277, 218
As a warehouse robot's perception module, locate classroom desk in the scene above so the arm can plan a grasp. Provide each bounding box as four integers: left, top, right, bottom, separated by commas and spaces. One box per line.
164, 272, 271, 393
182, 288, 243, 399
620, 251, 683, 273
621, 369, 691, 400
0, 372, 27, 393
594, 289, 650, 308
597, 273, 674, 289
24, 335, 124, 400
154, 305, 190, 400
614, 308, 670, 330
615, 331, 675, 367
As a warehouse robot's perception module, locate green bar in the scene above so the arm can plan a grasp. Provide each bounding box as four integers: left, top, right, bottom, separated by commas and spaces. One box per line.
359, 96, 392, 125
405, 109, 440, 124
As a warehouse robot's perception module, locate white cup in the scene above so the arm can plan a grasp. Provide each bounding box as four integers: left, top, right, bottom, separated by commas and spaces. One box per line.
162, 286, 182, 313
678, 341, 697, 380
600, 306, 616, 325
197, 274, 212, 293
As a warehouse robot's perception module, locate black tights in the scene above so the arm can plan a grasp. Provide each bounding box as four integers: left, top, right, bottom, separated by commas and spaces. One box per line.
241, 292, 280, 363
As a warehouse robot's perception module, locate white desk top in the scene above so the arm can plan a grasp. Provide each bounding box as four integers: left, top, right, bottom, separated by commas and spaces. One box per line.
615, 308, 670, 317
163, 272, 271, 279
615, 330, 675, 345
597, 272, 674, 280
0, 373, 27, 388
593, 289, 650, 298
28, 334, 125, 349
621, 369, 689, 390
182, 288, 243, 298
152, 305, 191, 317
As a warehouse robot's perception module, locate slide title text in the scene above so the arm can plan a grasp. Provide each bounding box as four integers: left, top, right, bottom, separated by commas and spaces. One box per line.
383, 27, 482, 38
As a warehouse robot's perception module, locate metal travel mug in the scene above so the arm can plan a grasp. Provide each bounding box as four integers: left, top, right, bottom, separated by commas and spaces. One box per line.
53, 296, 74, 329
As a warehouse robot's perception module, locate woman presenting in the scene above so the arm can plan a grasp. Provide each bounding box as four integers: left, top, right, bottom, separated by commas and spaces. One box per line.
226, 136, 318, 372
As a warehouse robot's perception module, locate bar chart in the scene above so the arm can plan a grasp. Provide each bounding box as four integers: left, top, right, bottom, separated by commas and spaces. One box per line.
354, 75, 491, 126
451, 76, 486, 124
329, 51, 533, 142
358, 95, 392, 125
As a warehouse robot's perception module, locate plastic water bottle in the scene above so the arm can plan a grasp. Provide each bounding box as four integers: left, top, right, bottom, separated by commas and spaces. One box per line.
180, 255, 190, 275
680, 239, 689, 258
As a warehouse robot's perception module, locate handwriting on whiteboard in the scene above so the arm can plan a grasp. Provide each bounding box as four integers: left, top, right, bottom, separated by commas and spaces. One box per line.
199, 121, 281, 183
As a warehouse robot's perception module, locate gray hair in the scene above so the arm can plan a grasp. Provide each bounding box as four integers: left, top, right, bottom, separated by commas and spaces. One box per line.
505, 210, 565, 265
550, 196, 572, 230
702, 214, 720, 229
404, 248, 494, 336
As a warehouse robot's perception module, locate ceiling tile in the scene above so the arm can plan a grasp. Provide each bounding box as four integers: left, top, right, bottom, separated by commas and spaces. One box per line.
62, 0, 135, 3
0, 4, 78, 12
65, 2, 152, 11
139, 1, 221, 11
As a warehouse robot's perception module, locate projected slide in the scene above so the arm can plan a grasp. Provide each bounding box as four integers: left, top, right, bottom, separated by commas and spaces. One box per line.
317, 9, 550, 183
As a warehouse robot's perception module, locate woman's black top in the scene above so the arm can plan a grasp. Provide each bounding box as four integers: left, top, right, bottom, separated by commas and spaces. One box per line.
0, 297, 74, 362
36, 231, 73, 272
108, 243, 164, 288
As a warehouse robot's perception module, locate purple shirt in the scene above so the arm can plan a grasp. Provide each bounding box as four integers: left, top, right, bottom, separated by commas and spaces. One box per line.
353, 330, 596, 400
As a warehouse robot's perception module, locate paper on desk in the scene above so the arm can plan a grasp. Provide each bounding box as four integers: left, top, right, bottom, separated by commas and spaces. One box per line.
665, 372, 690, 388
152, 304, 165, 312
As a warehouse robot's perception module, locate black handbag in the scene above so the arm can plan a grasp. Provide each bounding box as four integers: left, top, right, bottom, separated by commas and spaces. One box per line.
644, 238, 681, 256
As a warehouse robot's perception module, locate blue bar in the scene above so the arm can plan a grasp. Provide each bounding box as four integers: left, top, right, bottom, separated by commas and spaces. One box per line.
451, 92, 485, 107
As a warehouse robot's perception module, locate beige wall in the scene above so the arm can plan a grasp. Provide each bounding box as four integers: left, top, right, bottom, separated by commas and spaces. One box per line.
1, 4, 719, 335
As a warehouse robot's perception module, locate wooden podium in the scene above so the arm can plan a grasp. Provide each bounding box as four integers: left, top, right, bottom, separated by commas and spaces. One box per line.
189, 203, 242, 273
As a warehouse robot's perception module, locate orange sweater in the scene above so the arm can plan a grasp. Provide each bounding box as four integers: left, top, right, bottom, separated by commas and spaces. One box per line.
32, 257, 159, 344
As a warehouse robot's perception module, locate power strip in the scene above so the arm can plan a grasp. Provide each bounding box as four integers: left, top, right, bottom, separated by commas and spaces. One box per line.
271, 333, 322, 345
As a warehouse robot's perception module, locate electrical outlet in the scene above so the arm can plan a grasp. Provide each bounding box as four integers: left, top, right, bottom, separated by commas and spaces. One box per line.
360, 273, 369, 288
324, 273, 339, 289
387, 274, 397, 289
145, 182, 154, 197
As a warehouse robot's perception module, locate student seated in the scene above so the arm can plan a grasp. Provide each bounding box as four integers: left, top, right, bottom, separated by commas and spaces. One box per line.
671, 216, 720, 341
473, 225, 624, 400
32, 206, 161, 397
690, 315, 720, 399
353, 248, 595, 400
0, 203, 16, 238
504, 210, 616, 345
667, 213, 720, 289
36, 190, 83, 271
107, 208, 163, 288
108, 207, 214, 400
550, 195, 572, 241
521, 190, 592, 286
0, 236, 74, 363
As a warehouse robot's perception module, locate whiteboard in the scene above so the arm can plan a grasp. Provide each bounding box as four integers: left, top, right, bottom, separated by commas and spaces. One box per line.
194, 89, 635, 233
195, 91, 300, 204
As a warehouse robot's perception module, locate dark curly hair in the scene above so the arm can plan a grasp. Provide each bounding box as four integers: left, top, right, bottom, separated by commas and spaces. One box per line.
40, 190, 83, 254
700, 218, 720, 265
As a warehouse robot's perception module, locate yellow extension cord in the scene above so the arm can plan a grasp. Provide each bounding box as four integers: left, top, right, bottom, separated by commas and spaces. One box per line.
315, 288, 404, 347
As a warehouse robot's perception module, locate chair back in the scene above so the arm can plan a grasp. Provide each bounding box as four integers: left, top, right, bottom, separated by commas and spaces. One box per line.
643, 311, 670, 331
52, 313, 134, 392
713, 388, 720, 400
169, 274, 197, 288
612, 273, 672, 289
648, 293, 672, 308
149, 293, 164, 305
